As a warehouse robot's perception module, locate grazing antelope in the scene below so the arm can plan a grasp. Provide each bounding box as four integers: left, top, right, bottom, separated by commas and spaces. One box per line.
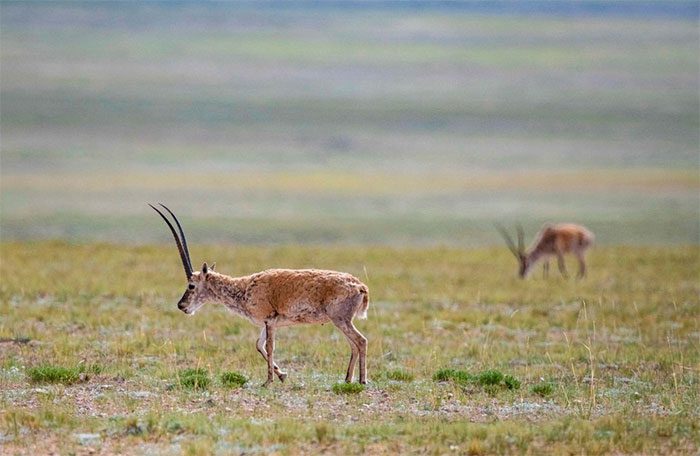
496, 223, 594, 279
149, 203, 369, 386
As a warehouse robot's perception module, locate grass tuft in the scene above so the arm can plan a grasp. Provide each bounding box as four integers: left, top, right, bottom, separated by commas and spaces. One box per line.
504, 374, 521, 390
332, 383, 365, 394
385, 369, 415, 382
179, 368, 210, 390
435, 368, 520, 393
477, 370, 504, 386
531, 381, 556, 397
433, 368, 474, 385
220, 371, 247, 388
26, 363, 101, 385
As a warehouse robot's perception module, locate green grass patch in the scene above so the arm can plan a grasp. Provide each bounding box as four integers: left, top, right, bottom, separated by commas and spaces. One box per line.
433, 368, 475, 385
436, 368, 521, 393
27, 365, 81, 385
220, 371, 247, 388
178, 368, 210, 390
477, 369, 504, 386
384, 369, 415, 382
503, 375, 521, 390
531, 381, 556, 397
26, 363, 102, 385
332, 383, 365, 395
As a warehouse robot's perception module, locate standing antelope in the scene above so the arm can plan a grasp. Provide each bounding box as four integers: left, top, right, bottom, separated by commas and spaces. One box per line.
149, 204, 369, 386
496, 223, 594, 279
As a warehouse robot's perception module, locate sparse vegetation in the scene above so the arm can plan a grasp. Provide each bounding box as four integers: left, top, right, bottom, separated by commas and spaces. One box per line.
220, 371, 247, 388
27, 365, 82, 385
477, 370, 505, 386
332, 382, 365, 395
433, 368, 475, 385
503, 375, 521, 391
0, 243, 698, 453
384, 369, 415, 382
26, 364, 102, 385
178, 368, 210, 390
532, 381, 556, 397
435, 369, 521, 393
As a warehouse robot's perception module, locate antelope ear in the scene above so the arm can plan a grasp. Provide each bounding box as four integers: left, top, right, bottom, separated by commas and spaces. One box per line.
202, 262, 209, 275
210, 262, 216, 271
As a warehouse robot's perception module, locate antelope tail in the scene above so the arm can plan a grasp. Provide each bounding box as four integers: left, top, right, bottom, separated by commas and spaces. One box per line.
356, 286, 369, 320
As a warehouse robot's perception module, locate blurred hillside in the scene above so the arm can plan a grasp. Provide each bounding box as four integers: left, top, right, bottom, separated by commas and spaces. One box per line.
1, 2, 698, 245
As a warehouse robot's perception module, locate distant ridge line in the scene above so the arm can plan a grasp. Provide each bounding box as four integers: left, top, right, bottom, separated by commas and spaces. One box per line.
249, 0, 698, 20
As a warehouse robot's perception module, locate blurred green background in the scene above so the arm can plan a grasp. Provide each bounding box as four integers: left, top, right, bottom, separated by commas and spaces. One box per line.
1, 2, 698, 246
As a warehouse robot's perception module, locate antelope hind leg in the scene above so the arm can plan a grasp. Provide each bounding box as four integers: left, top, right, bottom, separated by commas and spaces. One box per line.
256, 327, 287, 382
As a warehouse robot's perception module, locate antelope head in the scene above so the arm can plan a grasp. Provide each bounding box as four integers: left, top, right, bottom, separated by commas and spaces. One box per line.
149, 203, 216, 314
495, 223, 529, 278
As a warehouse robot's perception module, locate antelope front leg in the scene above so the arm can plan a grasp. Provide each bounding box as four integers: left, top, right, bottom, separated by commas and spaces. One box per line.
576, 253, 587, 279
256, 327, 287, 382
263, 321, 276, 387
543, 260, 549, 279
556, 252, 569, 278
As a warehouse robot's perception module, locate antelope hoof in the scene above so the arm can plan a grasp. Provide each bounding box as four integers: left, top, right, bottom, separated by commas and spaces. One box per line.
277, 372, 288, 382
262, 379, 273, 388
359, 379, 367, 385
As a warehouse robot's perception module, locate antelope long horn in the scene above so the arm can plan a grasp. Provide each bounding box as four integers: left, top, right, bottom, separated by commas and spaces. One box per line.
494, 223, 519, 258
516, 224, 525, 254
149, 203, 193, 280
157, 203, 193, 273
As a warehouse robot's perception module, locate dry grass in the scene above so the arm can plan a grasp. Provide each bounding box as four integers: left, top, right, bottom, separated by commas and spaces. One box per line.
0, 242, 698, 454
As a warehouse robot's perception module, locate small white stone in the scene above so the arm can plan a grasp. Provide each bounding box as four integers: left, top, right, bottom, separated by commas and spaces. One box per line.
129, 391, 153, 399
74, 433, 101, 445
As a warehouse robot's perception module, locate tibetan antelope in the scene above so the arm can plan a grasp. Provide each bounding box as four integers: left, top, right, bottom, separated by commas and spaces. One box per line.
149, 204, 369, 386
496, 223, 594, 279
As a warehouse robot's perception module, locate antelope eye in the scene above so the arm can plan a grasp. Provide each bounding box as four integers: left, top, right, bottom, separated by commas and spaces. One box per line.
188, 284, 195, 290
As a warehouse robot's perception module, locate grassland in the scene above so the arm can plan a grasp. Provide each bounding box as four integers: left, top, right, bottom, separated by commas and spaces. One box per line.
0, 3, 698, 453
2, 167, 698, 245
1, 3, 698, 246
0, 242, 698, 454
